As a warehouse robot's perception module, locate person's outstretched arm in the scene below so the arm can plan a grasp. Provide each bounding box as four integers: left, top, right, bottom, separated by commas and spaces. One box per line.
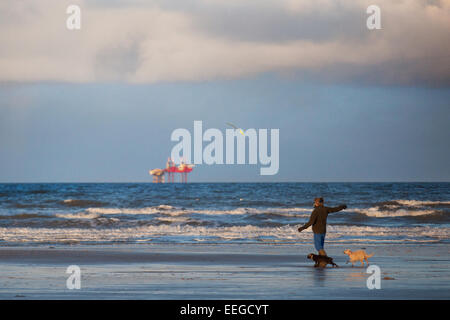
298, 210, 318, 232
326, 204, 347, 214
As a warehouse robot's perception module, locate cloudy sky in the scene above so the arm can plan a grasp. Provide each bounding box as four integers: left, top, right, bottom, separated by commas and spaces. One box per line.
0, 0, 449, 182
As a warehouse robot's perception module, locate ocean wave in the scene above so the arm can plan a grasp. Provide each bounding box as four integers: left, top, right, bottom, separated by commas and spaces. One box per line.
194, 207, 311, 216
393, 200, 450, 207
80, 206, 312, 217
157, 205, 175, 210
85, 207, 162, 215
376, 199, 450, 208
154, 216, 191, 223
351, 199, 449, 218
55, 212, 103, 220
353, 207, 438, 217
0, 225, 447, 244
61, 199, 108, 207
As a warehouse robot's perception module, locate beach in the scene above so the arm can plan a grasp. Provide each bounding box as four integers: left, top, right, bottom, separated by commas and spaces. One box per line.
1, 0, 450, 304
1, 242, 449, 299
0, 182, 448, 299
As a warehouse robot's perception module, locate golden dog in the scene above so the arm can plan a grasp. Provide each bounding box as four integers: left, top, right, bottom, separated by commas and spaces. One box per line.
343, 249, 374, 267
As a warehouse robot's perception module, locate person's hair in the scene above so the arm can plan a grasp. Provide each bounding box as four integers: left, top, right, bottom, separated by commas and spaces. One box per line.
314, 197, 324, 204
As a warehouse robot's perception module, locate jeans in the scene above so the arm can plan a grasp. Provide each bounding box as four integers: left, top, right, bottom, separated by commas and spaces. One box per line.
314, 233, 326, 251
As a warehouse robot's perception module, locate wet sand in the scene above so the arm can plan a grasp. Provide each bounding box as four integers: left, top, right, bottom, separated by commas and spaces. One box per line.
0, 243, 449, 299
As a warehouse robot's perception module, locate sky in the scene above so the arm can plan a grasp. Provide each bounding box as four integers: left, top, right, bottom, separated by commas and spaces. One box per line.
0, 0, 449, 182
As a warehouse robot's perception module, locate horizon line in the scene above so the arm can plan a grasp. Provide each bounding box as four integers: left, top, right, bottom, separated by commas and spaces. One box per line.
1, 181, 449, 184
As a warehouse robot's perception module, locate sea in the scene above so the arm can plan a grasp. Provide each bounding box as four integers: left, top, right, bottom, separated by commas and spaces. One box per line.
0, 183, 449, 246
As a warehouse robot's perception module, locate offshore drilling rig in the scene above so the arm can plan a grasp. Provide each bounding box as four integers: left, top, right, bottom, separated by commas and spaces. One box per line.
149, 158, 194, 183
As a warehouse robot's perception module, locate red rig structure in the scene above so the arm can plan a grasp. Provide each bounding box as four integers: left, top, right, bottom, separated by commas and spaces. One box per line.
149, 158, 194, 183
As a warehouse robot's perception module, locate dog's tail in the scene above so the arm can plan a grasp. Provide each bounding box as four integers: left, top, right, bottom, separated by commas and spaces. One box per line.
366, 253, 374, 258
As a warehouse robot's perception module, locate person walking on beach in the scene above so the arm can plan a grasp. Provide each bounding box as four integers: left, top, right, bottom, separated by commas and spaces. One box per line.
298, 197, 347, 256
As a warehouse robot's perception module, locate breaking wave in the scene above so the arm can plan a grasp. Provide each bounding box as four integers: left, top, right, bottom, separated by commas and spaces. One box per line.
391, 200, 450, 207
0, 224, 447, 244
351, 199, 449, 218
353, 208, 438, 217
55, 212, 103, 220
81, 206, 311, 217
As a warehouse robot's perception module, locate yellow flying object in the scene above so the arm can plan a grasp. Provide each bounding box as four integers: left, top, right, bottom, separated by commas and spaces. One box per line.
226, 122, 245, 136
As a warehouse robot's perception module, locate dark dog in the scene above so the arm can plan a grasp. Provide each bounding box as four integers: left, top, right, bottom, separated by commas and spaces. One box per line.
307, 253, 338, 268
